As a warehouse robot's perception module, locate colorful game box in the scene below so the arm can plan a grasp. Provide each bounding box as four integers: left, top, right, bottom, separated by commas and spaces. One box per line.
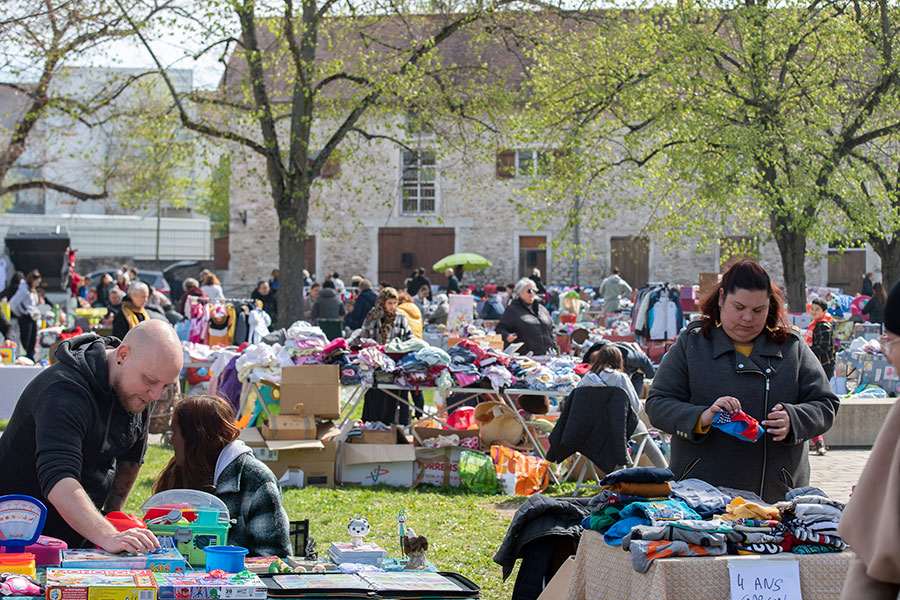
154, 571, 267, 599
61, 548, 187, 573
46, 568, 158, 600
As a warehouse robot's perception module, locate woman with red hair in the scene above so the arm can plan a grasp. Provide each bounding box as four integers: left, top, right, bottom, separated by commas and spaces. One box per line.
646, 260, 839, 503
154, 395, 291, 557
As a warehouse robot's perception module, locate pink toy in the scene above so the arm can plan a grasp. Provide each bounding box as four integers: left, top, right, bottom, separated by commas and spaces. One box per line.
0, 574, 42, 596
851, 295, 870, 317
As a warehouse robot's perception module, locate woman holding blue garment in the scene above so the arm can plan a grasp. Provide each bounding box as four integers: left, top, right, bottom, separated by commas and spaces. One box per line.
646, 260, 839, 503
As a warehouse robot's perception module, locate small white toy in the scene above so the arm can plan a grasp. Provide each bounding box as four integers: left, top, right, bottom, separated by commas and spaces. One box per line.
348, 516, 370, 547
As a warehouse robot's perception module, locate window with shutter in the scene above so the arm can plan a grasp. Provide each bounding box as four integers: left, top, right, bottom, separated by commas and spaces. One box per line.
496, 150, 516, 179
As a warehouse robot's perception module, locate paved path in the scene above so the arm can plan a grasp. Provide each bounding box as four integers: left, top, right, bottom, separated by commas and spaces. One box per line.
808, 447, 871, 502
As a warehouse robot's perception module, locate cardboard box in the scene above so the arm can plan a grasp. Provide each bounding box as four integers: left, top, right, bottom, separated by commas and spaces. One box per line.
338, 443, 416, 487
0, 347, 14, 364
279, 364, 341, 418
155, 571, 267, 600
537, 556, 575, 600
414, 446, 465, 487
61, 548, 186, 573
46, 569, 157, 600
241, 427, 336, 487
261, 414, 316, 441
349, 427, 400, 444
412, 426, 480, 447
698, 272, 721, 299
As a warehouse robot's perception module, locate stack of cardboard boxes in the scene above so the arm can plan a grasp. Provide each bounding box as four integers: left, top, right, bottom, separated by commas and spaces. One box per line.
240, 364, 342, 488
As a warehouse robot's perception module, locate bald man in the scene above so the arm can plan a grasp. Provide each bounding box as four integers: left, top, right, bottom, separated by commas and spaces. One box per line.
0, 320, 182, 552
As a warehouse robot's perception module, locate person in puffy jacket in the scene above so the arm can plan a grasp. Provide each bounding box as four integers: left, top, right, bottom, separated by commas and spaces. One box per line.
344, 279, 376, 330
496, 278, 555, 355
312, 280, 346, 320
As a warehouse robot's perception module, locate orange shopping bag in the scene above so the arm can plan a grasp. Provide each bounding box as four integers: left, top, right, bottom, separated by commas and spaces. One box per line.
490, 445, 550, 496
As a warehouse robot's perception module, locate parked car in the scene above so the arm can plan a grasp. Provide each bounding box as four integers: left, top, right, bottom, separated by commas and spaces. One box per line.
86, 260, 198, 300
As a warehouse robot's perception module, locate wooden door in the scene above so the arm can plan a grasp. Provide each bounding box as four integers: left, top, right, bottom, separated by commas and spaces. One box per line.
828, 247, 867, 292
518, 235, 547, 281
378, 228, 455, 287
610, 236, 649, 289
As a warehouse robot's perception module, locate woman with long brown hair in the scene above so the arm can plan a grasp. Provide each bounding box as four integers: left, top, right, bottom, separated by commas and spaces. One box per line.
153, 395, 291, 557
862, 281, 887, 324
646, 260, 840, 503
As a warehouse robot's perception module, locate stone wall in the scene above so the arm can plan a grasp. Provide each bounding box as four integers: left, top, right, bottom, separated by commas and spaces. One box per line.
226, 120, 870, 296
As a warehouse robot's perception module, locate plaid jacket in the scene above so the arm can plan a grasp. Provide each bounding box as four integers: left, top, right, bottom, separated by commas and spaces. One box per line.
359, 313, 412, 345
810, 321, 835, 367
215, 452, 292, 557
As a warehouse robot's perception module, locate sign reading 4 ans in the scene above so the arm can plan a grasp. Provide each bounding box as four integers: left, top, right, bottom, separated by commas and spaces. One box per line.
728, 558, 802, 600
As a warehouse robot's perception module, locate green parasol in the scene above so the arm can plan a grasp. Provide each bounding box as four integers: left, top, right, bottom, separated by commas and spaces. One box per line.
432, 252, 493, 272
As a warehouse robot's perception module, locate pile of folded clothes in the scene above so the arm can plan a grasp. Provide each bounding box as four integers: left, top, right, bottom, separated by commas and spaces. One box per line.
582, 467, 850, 572
779, 489, 846, 554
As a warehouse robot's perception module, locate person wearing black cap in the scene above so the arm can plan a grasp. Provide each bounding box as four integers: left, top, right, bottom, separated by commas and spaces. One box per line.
840, 281, 900, 598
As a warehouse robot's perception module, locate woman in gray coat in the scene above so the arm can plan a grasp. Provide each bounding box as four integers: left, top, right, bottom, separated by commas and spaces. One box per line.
646, 260, 839, 503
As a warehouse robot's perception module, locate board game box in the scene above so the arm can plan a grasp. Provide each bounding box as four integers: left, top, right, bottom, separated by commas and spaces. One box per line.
154, 571, 267, 599
46, 568, 158, 600
61, 548, 187, 573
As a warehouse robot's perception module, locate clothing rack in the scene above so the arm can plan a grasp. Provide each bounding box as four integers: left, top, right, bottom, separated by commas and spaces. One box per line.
188, 296, 261, 307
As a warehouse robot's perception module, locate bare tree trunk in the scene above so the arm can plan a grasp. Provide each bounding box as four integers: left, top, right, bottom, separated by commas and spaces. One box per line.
276, 186, 310, 327
870, 235, 900, 289
771, 215, 808, 311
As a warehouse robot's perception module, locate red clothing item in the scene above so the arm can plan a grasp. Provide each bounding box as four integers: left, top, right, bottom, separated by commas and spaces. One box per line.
804, 314, 832, 346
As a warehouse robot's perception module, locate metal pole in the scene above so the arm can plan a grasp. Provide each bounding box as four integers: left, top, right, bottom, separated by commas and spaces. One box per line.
156, 196, 162, 260
573, 195, 581, 286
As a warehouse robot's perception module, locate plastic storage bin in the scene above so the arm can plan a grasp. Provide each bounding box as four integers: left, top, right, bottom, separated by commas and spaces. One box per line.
205, 546, 248, 573
0, 552, 36, 577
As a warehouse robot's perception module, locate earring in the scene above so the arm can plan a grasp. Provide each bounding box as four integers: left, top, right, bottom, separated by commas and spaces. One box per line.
766, 324, 777, 332
715, 320, 722, 328
117, 361, 122, 365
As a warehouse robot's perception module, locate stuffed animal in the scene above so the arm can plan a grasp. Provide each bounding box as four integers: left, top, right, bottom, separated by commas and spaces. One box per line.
348, 516, 370, 547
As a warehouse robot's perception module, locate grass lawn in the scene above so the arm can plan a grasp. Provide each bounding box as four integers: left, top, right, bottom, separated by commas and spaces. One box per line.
127, 443, 583, 600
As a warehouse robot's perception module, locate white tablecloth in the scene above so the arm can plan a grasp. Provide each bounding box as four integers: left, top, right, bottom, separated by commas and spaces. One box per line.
0, 365, 46, 419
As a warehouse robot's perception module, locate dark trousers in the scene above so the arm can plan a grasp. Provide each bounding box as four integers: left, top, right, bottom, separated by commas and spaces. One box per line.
398, 391, 425, 426
362, 389, 397, 425
17, 315, 36, 361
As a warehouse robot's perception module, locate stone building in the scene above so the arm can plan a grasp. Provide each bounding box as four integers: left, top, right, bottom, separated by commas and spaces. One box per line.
223, 19, 879, 297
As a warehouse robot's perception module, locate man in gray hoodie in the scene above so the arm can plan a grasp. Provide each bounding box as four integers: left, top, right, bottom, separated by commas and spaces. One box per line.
0, 320, 182, 553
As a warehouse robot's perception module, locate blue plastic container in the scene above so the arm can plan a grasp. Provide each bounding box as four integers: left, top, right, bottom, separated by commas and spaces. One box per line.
204, 545, 248, 573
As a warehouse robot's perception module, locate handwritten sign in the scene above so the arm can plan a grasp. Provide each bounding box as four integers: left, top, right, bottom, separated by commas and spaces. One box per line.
729, 559, 802, 600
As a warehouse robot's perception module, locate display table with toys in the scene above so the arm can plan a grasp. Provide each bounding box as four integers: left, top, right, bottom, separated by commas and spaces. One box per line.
0, 493, 480, 600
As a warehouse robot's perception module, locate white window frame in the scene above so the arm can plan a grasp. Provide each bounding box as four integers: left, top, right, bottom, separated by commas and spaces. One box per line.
514, 149, 554, 179
400, 149, 437, 215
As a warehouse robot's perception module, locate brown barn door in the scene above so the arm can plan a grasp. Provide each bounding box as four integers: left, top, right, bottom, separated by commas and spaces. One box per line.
828, 244, 867, 292
379, 228, 455, 287
610, 236, 649, 289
